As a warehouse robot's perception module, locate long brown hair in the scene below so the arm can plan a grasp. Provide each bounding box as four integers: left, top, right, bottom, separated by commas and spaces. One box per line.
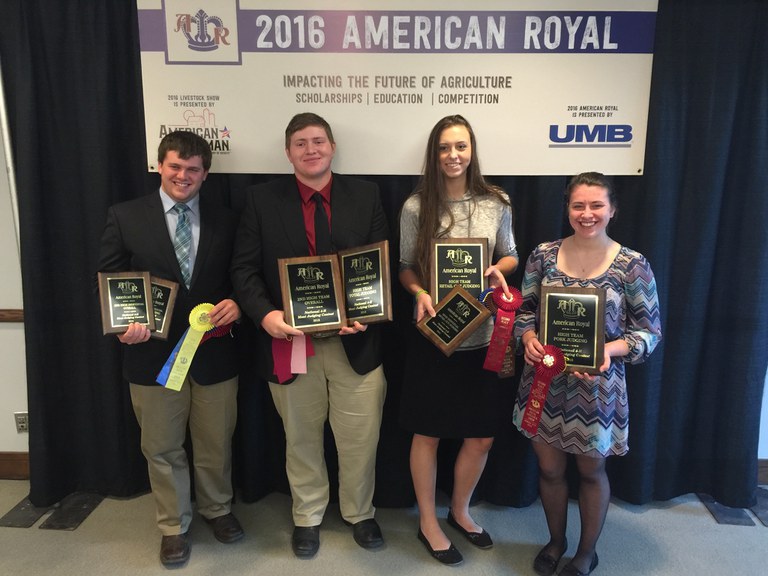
412, 115, 509, 284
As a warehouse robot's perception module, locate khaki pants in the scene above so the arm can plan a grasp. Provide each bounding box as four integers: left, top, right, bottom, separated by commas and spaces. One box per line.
130, 376, 238, 535
269, 337, 386, 527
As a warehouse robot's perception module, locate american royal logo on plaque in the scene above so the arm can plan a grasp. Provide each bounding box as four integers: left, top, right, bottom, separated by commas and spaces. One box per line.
279, 241, 393, 333
429, 238, 489, 303
338, 240, 392, 325
417, 285, 491, 357
98, 271, 155, 335
539, 285, 606, 375
279, 255, 347, 333
149, 276, 179, 341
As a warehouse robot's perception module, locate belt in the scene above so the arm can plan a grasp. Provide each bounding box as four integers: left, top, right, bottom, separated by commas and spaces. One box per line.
311, 330, 339, 339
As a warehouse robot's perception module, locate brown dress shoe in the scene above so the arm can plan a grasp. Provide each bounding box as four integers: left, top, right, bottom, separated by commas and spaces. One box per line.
204, 512, 244, 543
160, 533, 190, 566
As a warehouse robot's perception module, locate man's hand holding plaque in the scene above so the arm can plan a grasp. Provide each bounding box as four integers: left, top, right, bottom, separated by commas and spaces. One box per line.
279, 254, 347, 334
279, 240, 392, 333
98, 271, 155, 335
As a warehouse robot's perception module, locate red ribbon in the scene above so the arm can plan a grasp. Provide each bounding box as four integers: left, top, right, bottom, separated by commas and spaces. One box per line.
271, 334, 316, 384
520, 345, 566, 435
483, 287, 522, 374
201, 322, 233, 344
272, 338, 293, 384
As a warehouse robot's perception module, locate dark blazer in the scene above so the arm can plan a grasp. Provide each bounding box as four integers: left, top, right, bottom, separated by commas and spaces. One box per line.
231, 173, 389, 383
98, 191, 239, 386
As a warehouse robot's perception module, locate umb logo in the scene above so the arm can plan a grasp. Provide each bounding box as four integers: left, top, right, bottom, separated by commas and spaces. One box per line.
549, 125, 633, 148
446, 249, 473, 266
164, 1, 240, 64
175, 9, 230, 52
557, 298, 587, 319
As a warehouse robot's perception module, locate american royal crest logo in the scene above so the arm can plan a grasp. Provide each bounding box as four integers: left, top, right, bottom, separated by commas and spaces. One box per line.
175, 9, 231, 52
297, 266, 325, 283
446, 248, 474, 266
556, 298, 587, 319
350, 256, 373, 273
116, 281, 139, 294
456, 300, 471, 318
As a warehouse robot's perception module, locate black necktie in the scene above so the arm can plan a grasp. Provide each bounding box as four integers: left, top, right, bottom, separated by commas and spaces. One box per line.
313, 192, 332, 255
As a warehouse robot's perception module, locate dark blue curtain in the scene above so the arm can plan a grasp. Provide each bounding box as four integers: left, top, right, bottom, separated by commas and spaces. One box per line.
1, 0, 765, 510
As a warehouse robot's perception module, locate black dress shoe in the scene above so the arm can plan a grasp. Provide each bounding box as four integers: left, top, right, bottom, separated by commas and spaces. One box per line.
534, 539, 568, 576
417, 529, 463, 566
292, 525, 320, 558
446, 510, 493, 549
350, 518, 384, 549
204, 512, 244, 543
160, 533, 190, 566
559, 552, 599, 576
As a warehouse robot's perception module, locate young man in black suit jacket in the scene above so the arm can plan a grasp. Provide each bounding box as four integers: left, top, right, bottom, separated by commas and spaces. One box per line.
98, 131, 243, 566
231, 113, 388, 558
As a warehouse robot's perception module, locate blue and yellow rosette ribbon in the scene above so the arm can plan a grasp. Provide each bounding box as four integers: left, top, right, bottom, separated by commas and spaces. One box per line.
156, 303, 219, 391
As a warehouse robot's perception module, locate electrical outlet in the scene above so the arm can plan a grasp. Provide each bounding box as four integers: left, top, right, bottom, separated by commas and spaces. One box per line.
14, 412, 28, 433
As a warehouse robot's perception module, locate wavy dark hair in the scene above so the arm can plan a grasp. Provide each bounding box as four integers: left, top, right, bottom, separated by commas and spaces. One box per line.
411, 114, 509, 284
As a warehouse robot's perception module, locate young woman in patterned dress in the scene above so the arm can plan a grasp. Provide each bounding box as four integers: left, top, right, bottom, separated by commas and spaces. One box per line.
513, 172, 662, 576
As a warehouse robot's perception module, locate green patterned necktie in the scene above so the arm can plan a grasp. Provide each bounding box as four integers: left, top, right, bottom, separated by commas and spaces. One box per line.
172, 203, 192, 288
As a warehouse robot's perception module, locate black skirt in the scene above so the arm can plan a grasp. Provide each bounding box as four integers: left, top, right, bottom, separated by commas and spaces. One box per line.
399, 325, 515, 438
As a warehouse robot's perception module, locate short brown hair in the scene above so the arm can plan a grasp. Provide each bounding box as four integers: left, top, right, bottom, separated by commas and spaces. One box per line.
157, 130, 212, 171
284, 112, 335, 149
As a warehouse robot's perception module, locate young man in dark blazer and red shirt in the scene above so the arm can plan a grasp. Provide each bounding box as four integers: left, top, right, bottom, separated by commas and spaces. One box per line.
231, 113, 388, 558
98, 131, 243, 566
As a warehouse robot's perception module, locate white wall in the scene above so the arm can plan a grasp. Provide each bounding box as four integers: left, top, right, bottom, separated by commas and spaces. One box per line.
0, 93, 28, 453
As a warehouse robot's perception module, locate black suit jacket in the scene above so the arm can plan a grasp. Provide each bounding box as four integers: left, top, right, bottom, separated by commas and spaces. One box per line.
231, 173, 389, 382
98, 191, 239, 385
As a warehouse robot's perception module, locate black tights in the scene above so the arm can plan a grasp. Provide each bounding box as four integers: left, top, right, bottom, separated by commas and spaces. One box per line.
533, 441, 609, 573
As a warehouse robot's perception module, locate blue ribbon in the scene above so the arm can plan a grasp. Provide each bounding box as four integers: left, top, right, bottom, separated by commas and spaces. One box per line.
156, 327, 188, 386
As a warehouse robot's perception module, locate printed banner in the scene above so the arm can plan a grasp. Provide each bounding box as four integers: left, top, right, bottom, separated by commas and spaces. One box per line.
137, 0, 658, 175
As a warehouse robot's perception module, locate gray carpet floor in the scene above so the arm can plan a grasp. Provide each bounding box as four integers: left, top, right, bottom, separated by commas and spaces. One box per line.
1, 479, 766, 575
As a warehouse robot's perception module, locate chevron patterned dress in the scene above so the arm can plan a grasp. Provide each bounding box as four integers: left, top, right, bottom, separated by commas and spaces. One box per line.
512, 240, 662, 457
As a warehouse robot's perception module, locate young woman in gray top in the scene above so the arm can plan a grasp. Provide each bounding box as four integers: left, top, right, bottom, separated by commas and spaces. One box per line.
399, 115, 518, 565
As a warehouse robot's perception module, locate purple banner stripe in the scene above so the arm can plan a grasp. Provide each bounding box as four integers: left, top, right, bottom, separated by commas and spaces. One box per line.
139, 9, 655, 55
138, 9, 166, 52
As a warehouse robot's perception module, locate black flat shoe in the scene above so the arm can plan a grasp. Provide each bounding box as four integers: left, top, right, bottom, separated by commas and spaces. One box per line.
446, 509, 493, 549
533, 539, 568, 576
559, 552, 598, 576
417, 529, 463, 566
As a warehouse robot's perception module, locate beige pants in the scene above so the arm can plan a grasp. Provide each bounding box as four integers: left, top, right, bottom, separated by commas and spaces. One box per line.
269, 337, 386, 527
130, 376, 238, 535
